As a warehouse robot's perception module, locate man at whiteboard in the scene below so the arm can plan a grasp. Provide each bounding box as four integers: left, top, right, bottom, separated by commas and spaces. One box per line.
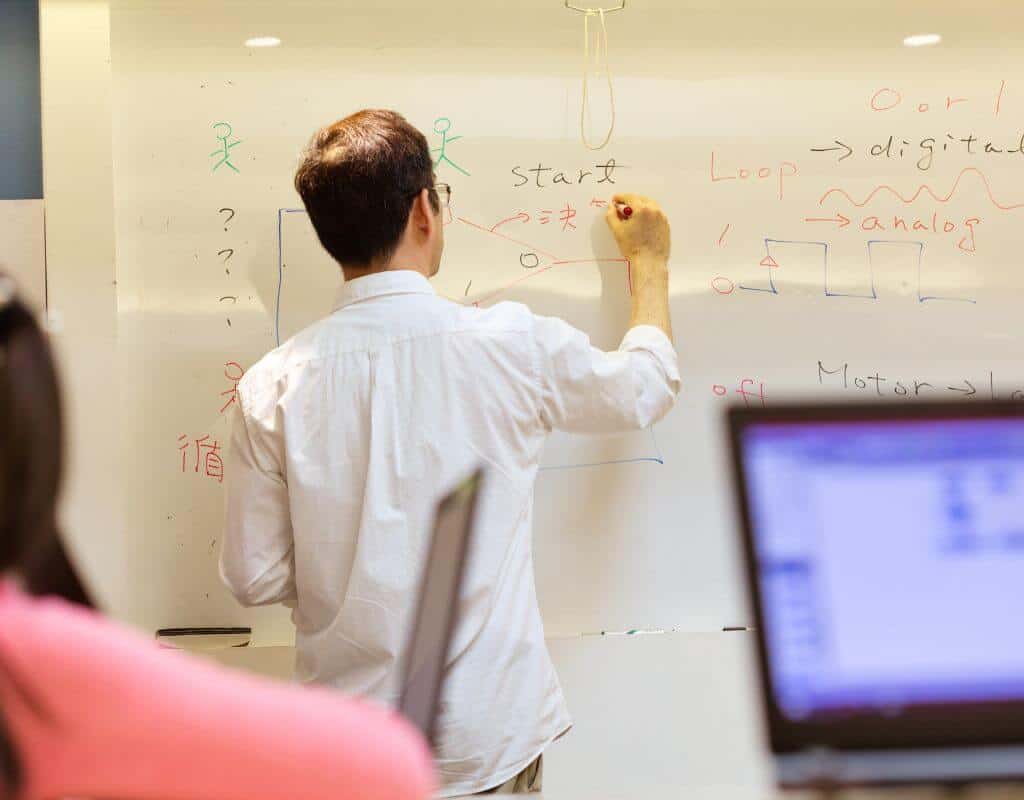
220, 110, 679, 796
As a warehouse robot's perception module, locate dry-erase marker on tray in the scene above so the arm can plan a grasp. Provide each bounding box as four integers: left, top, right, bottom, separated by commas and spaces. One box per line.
156, 627, 252, 651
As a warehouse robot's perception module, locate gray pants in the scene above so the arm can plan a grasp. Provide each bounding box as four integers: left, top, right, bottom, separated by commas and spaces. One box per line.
476, 755, 543, 794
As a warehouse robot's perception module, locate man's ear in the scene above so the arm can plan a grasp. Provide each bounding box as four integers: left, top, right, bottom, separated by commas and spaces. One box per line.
411, 188, 436, 239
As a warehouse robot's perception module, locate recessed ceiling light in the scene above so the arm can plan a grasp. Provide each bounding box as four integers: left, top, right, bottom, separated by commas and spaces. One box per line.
903, 33, 941, 47
245, 36, 281, 48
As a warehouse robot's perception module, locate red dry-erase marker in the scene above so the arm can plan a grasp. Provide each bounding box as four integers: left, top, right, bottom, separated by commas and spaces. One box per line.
614, 201, 633, 220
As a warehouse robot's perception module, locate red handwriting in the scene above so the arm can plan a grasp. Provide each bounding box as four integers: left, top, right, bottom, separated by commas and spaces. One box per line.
860, 213, 979, 253
711, 276, 735, 294
559, 204, 577, 231
819, 167, 1024, 213
871, 87, 902, 111
804, 213, 851, 228
710, 151, 797, 200
490, 204, 584, 234
490, 212, 530, 232
712, 379, 767, 407
805, 211, 980, 252
717, 224, 731, 246
178, 434, 224, 483
870, 81, 1007, 116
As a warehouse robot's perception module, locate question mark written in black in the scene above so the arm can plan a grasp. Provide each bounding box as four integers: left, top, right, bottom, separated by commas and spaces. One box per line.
218, 249, 234, 275
219, 208, 236, 230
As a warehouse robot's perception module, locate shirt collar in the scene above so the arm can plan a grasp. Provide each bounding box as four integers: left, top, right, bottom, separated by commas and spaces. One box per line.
332, 269, 436, 311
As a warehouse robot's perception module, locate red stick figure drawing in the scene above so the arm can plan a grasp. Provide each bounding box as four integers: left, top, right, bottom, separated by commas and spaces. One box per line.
220, 361, 245, 413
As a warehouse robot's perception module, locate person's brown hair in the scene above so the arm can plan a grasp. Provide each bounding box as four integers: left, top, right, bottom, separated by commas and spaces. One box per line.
0, 278, 93, 797
0, 284, 91, 599
294, 109, 439, 268
0, 295, 62, 573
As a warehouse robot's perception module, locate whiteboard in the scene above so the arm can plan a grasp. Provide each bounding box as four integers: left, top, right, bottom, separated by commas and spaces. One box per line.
111, 0, 1024, 643
0, 200, 46, 310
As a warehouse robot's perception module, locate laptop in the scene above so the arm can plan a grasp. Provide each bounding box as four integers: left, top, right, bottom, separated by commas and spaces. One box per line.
727, 401, 1024, 788
398, 468, 484, 748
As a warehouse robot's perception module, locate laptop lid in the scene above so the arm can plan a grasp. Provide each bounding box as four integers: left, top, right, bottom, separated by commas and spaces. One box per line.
728, 402, 1024, 782
398, 469, 483, 748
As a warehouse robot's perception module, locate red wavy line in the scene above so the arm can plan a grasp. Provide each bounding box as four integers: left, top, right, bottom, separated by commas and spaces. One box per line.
819, 167, 1024, 211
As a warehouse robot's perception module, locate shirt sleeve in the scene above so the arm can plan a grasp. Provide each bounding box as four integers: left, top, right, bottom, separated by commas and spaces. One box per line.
532, 316, 681, 434
220, 393, 296, 608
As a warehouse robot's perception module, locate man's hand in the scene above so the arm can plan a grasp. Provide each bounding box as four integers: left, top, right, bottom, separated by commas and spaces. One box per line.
605, 193, 671, 264
604, 193, 673, 341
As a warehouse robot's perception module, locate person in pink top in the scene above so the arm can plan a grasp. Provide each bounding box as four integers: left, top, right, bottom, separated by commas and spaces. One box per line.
0, 277, 436, 800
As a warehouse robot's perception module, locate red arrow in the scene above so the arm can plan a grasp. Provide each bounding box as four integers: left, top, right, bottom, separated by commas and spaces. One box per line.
804, 213, 851, 228
490, 212, 530, 232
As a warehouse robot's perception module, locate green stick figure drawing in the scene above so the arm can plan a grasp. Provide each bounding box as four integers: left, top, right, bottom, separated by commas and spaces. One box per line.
210, 122, 242, 173
431, 118, 469, 176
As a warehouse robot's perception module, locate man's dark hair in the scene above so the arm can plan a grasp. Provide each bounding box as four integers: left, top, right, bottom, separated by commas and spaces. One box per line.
294, 109, 439, 268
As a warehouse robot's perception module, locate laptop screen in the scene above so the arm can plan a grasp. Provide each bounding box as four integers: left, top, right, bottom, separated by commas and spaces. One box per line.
739, 416, 1024, 724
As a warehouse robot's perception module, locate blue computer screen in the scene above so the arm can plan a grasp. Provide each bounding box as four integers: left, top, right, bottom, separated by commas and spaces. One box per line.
741, 418, 1024, 721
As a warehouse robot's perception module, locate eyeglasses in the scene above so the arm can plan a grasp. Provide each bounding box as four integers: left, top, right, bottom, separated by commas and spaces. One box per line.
433, 183, 451, 208
405, 183, 451, 211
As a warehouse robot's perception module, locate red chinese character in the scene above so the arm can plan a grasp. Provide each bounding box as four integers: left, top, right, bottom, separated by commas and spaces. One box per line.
178, 434, 190, 472
193, 435, 224, 483
590, 198, 608, 208
204, 440, 224, 483
538, 209, 553, 225
193, 435, 210, 473
559, 204, 577, 232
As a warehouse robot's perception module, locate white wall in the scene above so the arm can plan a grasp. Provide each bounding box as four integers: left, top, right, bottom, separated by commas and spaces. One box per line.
39, 0, 126, 618
0, 200, 46, 308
